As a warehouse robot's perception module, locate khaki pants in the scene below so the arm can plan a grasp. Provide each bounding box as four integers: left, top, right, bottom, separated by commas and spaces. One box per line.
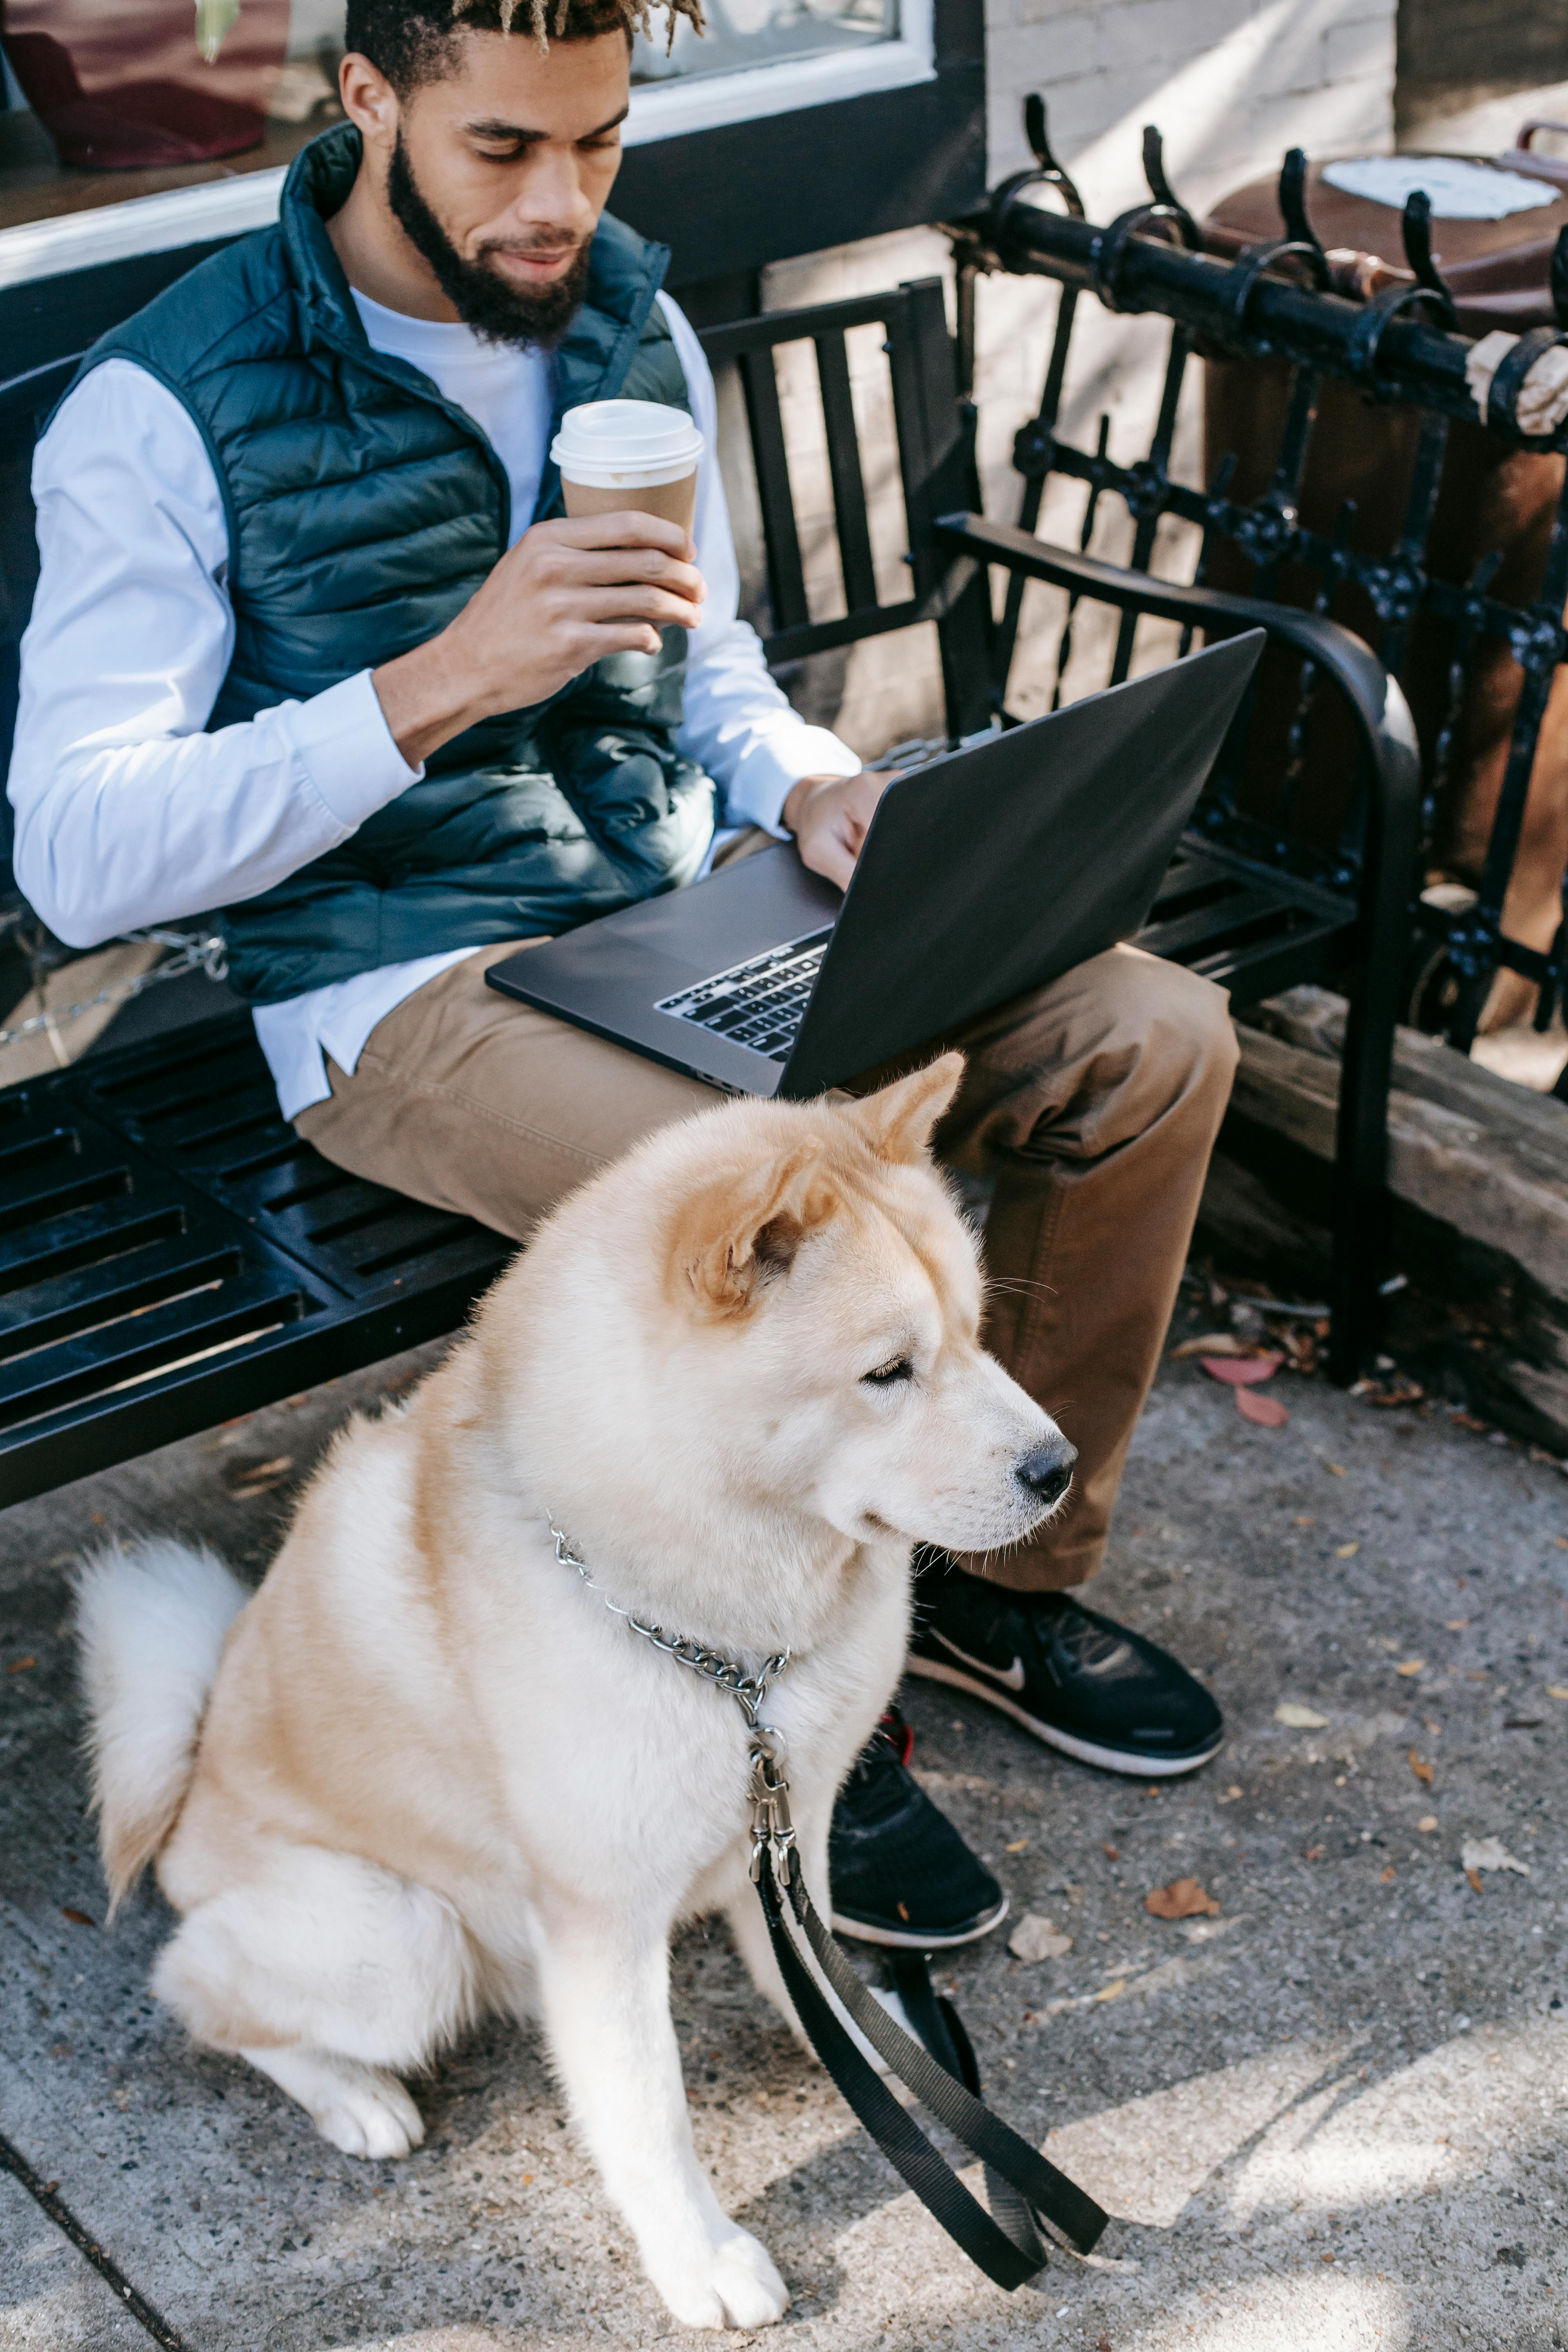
297, 864, 1238, 1591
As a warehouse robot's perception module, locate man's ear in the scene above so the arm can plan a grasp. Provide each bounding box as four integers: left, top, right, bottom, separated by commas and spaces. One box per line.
840, 1051, 965, 1165
671, 1145, 837, 1319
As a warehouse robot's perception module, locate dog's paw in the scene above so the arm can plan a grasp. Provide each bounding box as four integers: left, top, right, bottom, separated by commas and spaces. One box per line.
309, 2065, 425, 2160
652, 2229, 789, 2330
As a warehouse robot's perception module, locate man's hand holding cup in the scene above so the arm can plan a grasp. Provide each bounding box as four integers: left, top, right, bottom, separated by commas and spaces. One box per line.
374, 399, 706, 768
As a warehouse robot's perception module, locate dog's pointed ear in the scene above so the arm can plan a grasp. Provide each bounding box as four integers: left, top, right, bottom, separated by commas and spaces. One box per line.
673, 1144, 835, 1318
841, 1051, 965, 1164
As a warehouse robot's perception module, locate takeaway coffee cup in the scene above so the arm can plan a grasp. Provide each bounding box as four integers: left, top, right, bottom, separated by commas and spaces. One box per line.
551, 399, 704, 535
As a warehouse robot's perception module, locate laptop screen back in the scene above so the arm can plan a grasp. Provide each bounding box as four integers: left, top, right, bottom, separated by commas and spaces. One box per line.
779, 632, 1263, 1098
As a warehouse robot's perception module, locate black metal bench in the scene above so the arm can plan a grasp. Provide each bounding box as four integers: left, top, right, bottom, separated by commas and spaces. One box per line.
0, 263, 1418, 1508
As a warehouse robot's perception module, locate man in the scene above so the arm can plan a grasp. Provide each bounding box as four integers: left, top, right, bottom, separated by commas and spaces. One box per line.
11, 0, 1238, 1960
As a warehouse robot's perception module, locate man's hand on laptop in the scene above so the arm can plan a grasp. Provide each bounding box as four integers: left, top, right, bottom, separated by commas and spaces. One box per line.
782, 769, 900, 891
372, 514, 705, 767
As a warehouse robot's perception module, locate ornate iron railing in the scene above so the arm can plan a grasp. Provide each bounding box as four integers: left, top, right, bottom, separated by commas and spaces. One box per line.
947, 102, 1568, 1084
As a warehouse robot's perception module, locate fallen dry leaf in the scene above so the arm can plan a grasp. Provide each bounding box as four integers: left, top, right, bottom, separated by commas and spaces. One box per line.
1172, 1332, 1246, 1358
230, 1455, 294, 1499
1093, 1979, 1127, 2002
1379, 1865, 1396, 1884
61, 1907, 95, 1928
1007, 1913, 1073, 1962
1004, 1837, 1029, 1853
1102, 1844, 1120, 1860
1220, 1783, 1244, 1801
1451, 1412, 1490, 1433
1145, 1877, 1220, 1920
1445, 1618, 1470, 1630
1336, 1542, 1360, 1558
6, 1656, 37, 1674
1548, 1686, 1568, 1701
1409, 1749, 1434, 1786
1417, 1815, 1438, 1833
1461, 1837, 1530, 1877
1368, 1375, 1425, 1408
1394, 1659, 1425, 1677
1201, 1353, 1284, 1387
1276, 1701, 1330, 1728
1236, 1388, 1290, 1427
1465, 1867, 1484, 1894
1293, 1514, 1316, 1526
1303, 1844, 1326, 1861
1325, 1461, 1347, 1475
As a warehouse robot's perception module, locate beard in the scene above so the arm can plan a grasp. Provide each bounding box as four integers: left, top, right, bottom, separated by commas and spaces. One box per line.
385, 132, 592, 351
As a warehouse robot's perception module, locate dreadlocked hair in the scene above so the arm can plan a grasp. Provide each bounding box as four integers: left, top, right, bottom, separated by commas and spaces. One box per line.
345, 0, 705, 89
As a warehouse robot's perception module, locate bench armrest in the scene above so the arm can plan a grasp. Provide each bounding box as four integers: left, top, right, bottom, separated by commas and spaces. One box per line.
938, 509, 1423, 1383
936, 510, 1421, 825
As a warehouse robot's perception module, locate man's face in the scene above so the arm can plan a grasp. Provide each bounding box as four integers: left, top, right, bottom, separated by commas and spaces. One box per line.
362, 27, 630, 347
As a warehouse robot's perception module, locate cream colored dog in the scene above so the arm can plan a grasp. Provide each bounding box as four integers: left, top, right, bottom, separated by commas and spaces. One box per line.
76, 1052, 1073, 2330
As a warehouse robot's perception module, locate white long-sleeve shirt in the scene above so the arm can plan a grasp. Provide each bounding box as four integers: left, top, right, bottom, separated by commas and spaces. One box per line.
10, 289, 860, 1118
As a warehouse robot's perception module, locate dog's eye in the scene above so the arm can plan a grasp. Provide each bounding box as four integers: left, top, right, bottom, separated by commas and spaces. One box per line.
862, 1356, 913, 1387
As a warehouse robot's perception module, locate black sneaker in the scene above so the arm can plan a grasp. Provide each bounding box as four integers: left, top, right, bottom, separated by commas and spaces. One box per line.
828, 1711, 1007, 1948
907, 1553, 1223, 1777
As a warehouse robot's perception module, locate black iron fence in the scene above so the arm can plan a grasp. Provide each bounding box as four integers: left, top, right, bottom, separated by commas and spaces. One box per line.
947, 102, 1568, 1085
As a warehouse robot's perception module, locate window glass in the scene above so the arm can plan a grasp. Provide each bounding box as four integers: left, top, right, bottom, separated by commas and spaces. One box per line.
632, 0, 898, 90
0, 0, 901, 236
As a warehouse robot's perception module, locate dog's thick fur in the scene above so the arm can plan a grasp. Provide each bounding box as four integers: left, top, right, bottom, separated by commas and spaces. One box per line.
76, 1055, 1069, 2329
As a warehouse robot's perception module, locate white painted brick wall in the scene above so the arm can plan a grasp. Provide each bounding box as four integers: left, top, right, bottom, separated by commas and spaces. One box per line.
753, 0, 1397, 753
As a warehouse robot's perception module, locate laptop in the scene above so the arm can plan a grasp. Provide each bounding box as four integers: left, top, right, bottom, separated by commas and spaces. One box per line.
486, 631, 1265, 1099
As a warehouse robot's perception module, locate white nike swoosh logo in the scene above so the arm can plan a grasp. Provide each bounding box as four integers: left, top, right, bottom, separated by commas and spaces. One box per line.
933, 1631, 1027, 1690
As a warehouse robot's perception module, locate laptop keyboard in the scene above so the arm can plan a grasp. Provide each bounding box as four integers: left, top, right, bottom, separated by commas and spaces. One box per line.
656, 931, 831, 1062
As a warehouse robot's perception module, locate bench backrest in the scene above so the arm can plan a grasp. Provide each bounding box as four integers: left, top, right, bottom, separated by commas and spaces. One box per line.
697, 281, 992, 738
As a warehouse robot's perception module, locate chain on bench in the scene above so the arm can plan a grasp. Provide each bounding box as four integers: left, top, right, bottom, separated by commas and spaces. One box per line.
0, 927, 228, 1055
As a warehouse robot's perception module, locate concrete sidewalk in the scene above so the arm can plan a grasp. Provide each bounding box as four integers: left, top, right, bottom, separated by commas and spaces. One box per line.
2, 1302, 1565, 2352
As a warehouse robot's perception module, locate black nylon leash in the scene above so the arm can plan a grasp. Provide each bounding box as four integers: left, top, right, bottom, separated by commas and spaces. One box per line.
753, 1845, 1105, 2286
544, 1512, 1108, 2289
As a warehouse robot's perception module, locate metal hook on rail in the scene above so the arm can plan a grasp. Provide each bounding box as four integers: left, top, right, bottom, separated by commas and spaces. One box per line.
1140, 125, 1200, 250
980, 95, 1087, 272
1346, 188, 1458, 385
1276, 148, 1326, 269
1399, 190, 1458, 325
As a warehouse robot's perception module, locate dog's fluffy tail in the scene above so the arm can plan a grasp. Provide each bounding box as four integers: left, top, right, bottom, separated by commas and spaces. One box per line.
74, 1539, 248, 1915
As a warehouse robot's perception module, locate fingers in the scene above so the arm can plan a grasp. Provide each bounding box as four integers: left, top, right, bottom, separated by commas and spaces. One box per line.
563, 549, 707, 598
797, 822, 857, 892
570, 585, 704, 631
536, 512, 697, 561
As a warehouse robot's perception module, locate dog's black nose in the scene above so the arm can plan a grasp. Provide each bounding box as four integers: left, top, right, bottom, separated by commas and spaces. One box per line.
1015, 1437, 1076, 1508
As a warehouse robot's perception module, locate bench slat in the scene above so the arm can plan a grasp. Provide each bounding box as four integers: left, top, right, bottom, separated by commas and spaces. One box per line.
739, 347, 810, 636
814, 332, 880, 621
0, 1263, 313, 1432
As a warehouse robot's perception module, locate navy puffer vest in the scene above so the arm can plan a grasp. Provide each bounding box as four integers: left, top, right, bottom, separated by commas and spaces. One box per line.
70, 124, 713, 1005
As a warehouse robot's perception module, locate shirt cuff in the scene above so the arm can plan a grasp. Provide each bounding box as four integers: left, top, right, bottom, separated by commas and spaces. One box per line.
722, 724, 862, 837
283, 669, 423, 832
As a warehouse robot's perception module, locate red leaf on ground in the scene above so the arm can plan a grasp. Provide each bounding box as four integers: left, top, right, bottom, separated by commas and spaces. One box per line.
61, 1907, 95, 1928
1236, 1387, 1290, 1426
1200, 1353, 1284, 1386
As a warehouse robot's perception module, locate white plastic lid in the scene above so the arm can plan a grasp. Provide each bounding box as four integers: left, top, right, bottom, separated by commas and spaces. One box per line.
1321, 155, 1559, 221
550, 399, 705, 487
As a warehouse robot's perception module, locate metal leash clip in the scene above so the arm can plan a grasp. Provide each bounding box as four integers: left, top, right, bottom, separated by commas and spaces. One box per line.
746, 1722, 796, 1883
